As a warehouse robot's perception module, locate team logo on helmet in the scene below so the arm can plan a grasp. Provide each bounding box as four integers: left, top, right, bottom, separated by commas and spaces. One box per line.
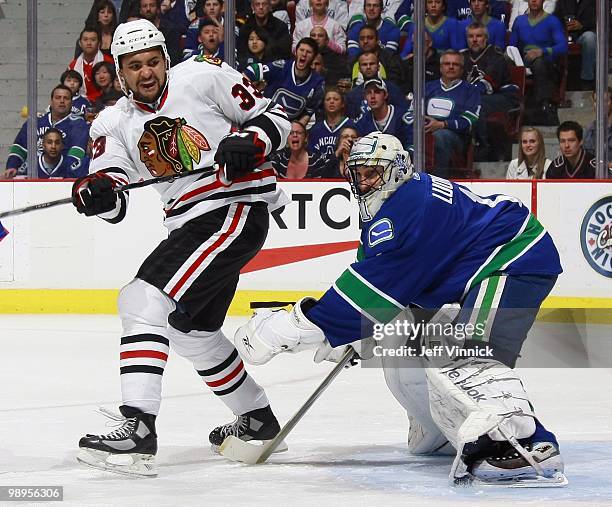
138, 116, 210, 177
580, 195, 612, 278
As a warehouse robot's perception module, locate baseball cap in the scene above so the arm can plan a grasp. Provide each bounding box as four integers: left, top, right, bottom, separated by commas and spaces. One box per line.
363, 78, 387, 91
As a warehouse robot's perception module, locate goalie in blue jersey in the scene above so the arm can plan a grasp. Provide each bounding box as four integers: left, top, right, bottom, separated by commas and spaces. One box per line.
234, 132, 568, 487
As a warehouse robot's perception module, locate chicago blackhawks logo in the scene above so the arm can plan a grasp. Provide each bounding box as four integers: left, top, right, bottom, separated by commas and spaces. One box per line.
580, 195, 612, 278
138, 116, 210, 177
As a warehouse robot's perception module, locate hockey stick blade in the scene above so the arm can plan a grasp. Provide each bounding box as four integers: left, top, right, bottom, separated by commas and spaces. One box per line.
220, 348, 357, 464
0, 165, 218, 219
249, 301, 296, 309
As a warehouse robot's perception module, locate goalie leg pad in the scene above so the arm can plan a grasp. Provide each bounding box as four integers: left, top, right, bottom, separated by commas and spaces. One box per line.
380, 317, 452, 454
426, 358, 542, 483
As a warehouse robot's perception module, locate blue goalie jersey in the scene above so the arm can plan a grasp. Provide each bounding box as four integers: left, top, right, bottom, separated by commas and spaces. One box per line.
307, 173, 562, 347
244, 60, 325, 120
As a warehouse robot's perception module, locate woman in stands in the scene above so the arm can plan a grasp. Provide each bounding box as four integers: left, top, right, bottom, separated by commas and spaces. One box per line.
82, 0, 119, 56
92, 61, 116, 96
238, 27, 271, 72
309, 87, 354, 156
269, 121, 334, 178
506, 126, 552, 179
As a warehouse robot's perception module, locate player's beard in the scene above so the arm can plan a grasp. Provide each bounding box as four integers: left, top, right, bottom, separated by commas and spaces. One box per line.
131, 76, 165, 105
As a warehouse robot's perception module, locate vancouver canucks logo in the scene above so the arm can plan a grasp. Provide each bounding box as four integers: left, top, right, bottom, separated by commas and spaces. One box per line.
580, 196, 612, 278
138, 116, 210, 177
368, 218, 394, 247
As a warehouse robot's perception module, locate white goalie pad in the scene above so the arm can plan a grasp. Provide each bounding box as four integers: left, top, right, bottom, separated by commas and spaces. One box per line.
426, 358, 538, 482
381, 308, 453, 455
426, 358, 536, 447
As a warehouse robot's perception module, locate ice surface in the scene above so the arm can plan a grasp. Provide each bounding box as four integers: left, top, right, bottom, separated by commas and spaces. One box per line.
1, 315, 611, 506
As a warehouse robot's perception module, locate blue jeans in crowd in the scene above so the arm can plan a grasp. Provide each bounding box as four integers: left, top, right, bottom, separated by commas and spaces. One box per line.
576, 31, 596, 81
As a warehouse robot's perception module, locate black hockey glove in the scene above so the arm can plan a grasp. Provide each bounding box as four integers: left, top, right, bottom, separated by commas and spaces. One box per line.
215, 131, 266, 181
71, 172, 118, 216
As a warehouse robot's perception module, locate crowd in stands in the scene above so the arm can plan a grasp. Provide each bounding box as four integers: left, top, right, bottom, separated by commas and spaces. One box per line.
2, 0, 605, 180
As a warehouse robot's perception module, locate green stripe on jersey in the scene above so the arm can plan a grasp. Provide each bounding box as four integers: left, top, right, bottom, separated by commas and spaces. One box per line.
473, 275, 501, 342
468, 214, 544, 292
68, 146, 85, 159
356, 244, 365, 262
335, 267, 403, 323
9, 144, 27, 161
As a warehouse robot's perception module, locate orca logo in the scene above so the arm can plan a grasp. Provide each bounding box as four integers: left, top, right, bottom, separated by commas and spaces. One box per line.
580, 196, 612, 278
368, 218, 394, 247
271, 89, 307, 118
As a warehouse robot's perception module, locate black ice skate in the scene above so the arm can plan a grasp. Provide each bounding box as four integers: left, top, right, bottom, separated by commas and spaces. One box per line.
470, 441, 567, 487
209, 405, 288, 454
77, 405, 158, 477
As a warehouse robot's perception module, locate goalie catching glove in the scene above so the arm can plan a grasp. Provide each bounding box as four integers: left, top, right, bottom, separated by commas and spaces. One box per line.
72, 172, 119, 216
234, 297, 371, 365
215, 131, 266, 181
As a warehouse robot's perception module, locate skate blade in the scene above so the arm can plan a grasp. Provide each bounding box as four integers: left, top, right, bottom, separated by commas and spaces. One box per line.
218, 436, 289, 464
455, 471, 568, 488
77, 448, 158, 478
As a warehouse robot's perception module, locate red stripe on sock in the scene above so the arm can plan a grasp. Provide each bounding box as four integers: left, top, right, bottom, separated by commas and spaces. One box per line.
120, 350, 169, 361
205, 360, 244, 388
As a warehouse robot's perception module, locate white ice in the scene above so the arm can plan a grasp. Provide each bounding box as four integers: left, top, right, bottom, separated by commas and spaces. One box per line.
1, 315, 612, 507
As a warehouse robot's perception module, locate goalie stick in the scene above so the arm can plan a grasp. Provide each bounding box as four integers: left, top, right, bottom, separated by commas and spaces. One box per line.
0, 165, 218, 219
220, 347, 357, 464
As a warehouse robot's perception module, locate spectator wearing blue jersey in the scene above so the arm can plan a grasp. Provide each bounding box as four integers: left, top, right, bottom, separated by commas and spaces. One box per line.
347, 0, 401, 59
270, 121, 335, 178
60, 69, 92, 119
510, 0, 567, 125
422, 50, 481, 178
554, 0, 596, 88
4, 85, 90, 179
354, 78, 411, 147
446, 0, 507, 20
309, 87, 355, 156
319, 125, 360, 178
460, 0, 506, 49
346, 51, 409, 118
400, 0, 465, 58
244, 37, 325, 124
35, 128, 87, 179
349, 25, 405, 87
462, 22, 518, 160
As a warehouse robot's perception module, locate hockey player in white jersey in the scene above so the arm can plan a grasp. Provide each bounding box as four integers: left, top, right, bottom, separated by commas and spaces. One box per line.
72, 19, 291, 477
233, 133, 567, 487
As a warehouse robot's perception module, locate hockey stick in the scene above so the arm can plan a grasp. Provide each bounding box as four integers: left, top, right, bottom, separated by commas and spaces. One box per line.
249, 301, 296, 309
220, 347, 357, 464
0, 165, 218, 219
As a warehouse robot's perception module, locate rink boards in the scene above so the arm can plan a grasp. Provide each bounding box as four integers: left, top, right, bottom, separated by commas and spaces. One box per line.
0, 179, 610, 313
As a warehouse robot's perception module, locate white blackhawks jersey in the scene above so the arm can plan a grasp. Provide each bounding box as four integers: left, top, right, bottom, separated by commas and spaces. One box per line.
89, 54, 291, 231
